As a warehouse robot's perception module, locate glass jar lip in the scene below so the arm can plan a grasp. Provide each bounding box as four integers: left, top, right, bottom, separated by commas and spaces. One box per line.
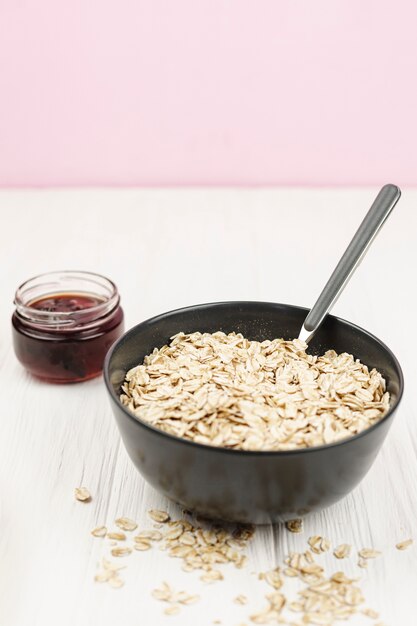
14, 270, 120, 330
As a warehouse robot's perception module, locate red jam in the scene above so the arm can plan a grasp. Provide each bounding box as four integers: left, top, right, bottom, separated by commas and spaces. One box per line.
30, 293, 104, 313
12, 272, 124, 383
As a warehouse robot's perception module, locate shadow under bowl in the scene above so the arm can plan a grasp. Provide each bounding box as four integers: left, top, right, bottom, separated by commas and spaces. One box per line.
103, 301, 403, 524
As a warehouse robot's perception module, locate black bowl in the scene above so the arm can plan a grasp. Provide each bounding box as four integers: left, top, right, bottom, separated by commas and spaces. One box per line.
104, 301, 403, 524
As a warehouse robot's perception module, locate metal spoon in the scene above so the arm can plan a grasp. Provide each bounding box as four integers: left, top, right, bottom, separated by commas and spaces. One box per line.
298, 184, 401, 344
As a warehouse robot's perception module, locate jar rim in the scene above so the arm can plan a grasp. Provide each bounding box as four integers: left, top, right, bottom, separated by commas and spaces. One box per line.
14, 270, 120, 330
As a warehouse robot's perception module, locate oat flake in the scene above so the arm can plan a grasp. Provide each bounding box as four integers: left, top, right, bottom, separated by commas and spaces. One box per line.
74, 487, 91, 502
115, 517, 138, 531
396, 538, 413, 550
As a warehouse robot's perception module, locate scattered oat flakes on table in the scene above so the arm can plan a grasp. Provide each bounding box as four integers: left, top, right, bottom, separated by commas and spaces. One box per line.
234, 594, 248, 605
200, 570, 224, 583
108, 576, 124, 589
163, 517, 253, 575
396, 538, 413, 550
259, 568, 283, 590
94, 558, 125, 589
74, 487, 91, 502
91, 526, 107, 537
152, 581, 172, 601
111, 547, 132, 557
308, 535, 330, 554
107, 531, 126, 541
285, 518, 303, 533
152, 582, 199, 616
362, 608, 380, 619
164, 605, 180, 616
149, 509, 171, 523
252, 544, 382, 625
358, 548, 381, 559
115, 517, 138, 531
135, 530, 163, 542
250, 591, 286, 623
93, 511, 253, 588
134, 540, 152, 551
89, 509, 386, 623
333, 543, 351, 559
283, 566, 299, 577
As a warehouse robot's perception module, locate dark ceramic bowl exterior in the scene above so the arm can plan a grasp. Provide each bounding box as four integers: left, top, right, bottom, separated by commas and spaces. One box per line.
104, 302, 403, 524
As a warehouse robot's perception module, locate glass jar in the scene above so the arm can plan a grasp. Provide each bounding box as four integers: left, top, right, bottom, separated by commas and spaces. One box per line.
12, 271, 125, 383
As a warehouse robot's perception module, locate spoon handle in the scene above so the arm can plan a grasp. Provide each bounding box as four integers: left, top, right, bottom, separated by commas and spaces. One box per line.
299, 184, 401, 343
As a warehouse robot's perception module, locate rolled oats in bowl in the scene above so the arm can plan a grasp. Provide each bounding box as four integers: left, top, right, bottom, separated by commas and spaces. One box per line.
120, 331, 390, 451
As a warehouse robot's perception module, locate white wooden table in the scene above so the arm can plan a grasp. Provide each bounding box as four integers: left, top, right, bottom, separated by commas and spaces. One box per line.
0, 189, 415, 626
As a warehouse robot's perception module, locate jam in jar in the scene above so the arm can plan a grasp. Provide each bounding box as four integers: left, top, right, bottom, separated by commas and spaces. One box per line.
12, 271, 125, 383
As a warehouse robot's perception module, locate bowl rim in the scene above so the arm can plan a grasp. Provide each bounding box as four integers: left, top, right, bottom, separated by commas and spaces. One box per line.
103, 300, 404, 457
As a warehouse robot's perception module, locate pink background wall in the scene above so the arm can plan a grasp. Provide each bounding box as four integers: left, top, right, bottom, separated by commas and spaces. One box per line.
0, 1, 416, 187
